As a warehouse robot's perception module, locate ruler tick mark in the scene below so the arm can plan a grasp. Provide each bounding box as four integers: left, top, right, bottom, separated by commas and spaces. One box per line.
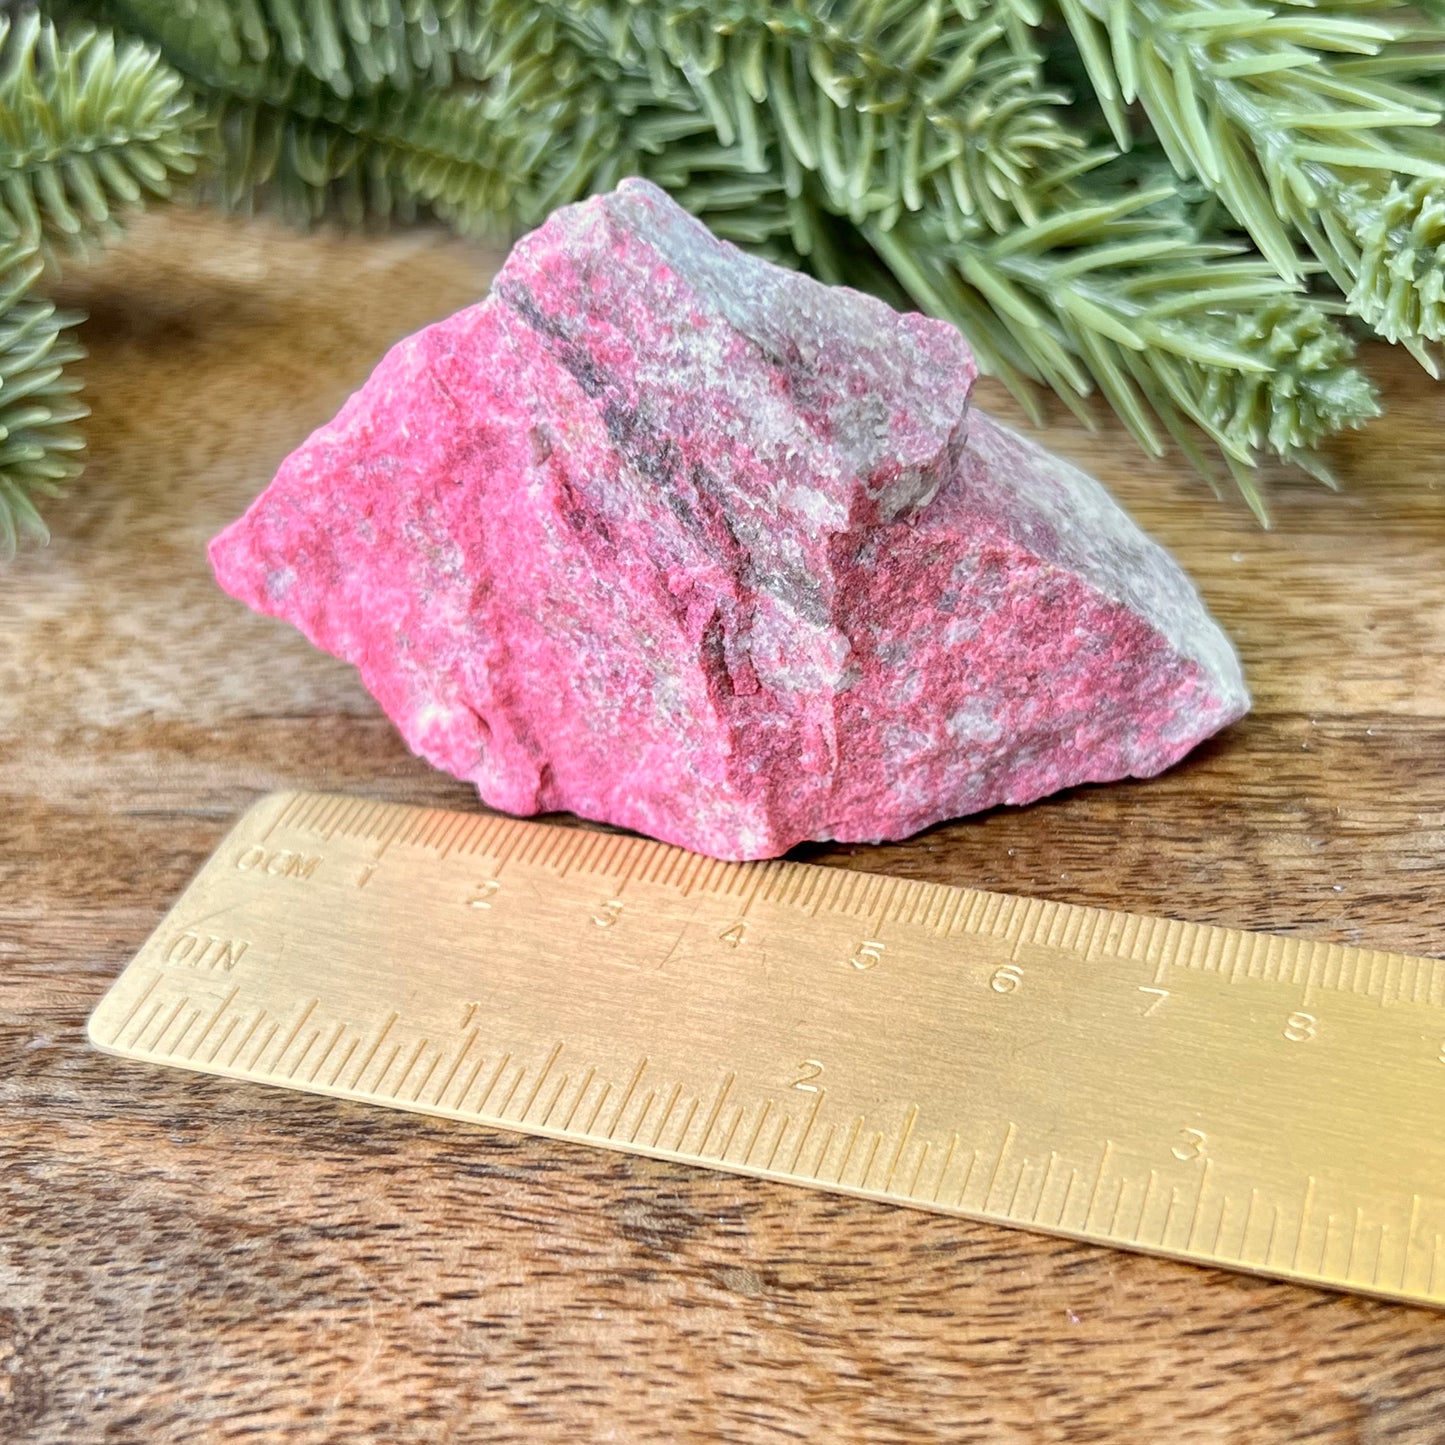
607, 1056, 649, 1139
475, 1053, 514, 1115
718, 1104, 746, 1162
648, 1082, 681, 1148
1235, 1189, 1259, 1263
1186, 1160, 1213, 1251
540, 1073, 571, 1129
907, 1140, 931, 1199
1161, 1188, 1182, 1249
267, 999, 318, 1074
204, 1012, 241, 1064
696, 1071, 734, 1154
954, 1149, 980, 1209
409, 1049, 442, 1103
244, 1018, 279, 1072
883, 1105, 918, 1193
162, 1006, 202, 1056
1058, 1168, 1080, 1229
286, 1028, 322, 1080
1403, 1195, 1423, 1292
858, 1131, 884, 1191
832, 1115, 863, 1185
805, 1120, 835, 1179
744, 1101, 775, 1167
432, 1028, 479, 1107
373, 1042, 403, 1092
669, 1092, 699, 1151
306, 1021, 347, 1083
111, 974, 163, 1046
932, 1134, 959, 1205
143, 995, 188, 1053
1346, 1207, 1364, 1282
185, 988, 239, 1058
626, 1088, 656, 1145
518, 1043, 564, 1123
1293, 1176, 1317, 1273
1108, 1176, 1130, 1238
1007, 1159, 1031, 1217
561, 1067, 596, 1131
498, 1062, 528, 1118
983, 1123, 1018, 1211
1036, 1151, 1060, 1224
1263, 1204, 1282, 1267
449, 1042, 492, 1112
327, 1035, 360, 1089
754, 1113, 788, 1171
349, 1012, 398, 1091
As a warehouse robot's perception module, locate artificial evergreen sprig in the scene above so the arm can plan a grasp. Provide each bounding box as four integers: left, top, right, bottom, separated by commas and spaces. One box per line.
15, 0, 1445, 547
1048, 0, 1445, 366
0, 242, 86, 559
0, 9, 204, 248
0, 11, 202, 556
572, 0, 1089, 233
81, 0, 618, 232
867, 172, 1380, 519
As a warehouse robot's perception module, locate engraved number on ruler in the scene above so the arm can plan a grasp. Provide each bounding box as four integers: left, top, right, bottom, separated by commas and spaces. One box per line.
165, 932, 250, 973
1139, 986, 1169, 1016
849, 940, 884, 970
1172, 1128, 1208, 1161
468, 880, 501, 909
236, 846, 321, 880
1285, 1011, 1318, 1043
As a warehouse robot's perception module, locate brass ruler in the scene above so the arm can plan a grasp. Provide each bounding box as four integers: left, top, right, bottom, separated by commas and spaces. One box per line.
88, 791, 1445, 1309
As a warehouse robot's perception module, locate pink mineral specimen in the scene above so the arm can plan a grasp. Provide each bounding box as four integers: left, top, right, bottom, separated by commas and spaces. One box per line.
210, 178, 1249, 860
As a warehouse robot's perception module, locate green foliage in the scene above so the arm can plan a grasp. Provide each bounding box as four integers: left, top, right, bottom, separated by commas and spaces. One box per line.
1048, 0, 1445, 361
0, 9, 204, 248
0, 242, 86, 559
8, 0, 1445, 551
77, 0, 619, 231
0, 11, 201, 556
867, 172, 1380, 521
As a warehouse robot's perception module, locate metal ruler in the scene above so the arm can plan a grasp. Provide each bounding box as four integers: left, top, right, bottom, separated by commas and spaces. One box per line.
88, 791, 1445, 1308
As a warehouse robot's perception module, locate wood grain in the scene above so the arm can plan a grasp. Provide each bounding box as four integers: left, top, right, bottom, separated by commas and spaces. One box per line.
3, 208, 1444, 1444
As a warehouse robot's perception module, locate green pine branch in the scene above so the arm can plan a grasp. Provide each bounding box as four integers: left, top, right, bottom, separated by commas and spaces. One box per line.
0, 11, 201, 556
23, 0, 1445, 527
1048, 0, 1445, 364
0, 10, 204, 249
866, 169, 1379, 521
564, 0, 1091, 234
78, 0, 620, 232
0, 241, 86, 559
204, 0, 489, 97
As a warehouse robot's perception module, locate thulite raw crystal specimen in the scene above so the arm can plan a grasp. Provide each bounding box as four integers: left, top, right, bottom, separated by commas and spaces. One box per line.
210, 178, 1249, 860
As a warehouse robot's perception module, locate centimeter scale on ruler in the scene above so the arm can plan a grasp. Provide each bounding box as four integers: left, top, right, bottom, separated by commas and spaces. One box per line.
89, 791, 1445, 1309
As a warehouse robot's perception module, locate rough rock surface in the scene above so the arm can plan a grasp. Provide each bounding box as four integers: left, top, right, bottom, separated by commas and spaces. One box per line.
210, 178, 1249, 860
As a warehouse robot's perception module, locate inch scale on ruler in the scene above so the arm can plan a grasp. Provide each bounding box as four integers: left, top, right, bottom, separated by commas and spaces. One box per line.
88, 791, 1445, 1309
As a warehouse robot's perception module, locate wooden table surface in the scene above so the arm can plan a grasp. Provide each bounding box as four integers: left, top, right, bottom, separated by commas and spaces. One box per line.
3, 210, 1444, 1443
